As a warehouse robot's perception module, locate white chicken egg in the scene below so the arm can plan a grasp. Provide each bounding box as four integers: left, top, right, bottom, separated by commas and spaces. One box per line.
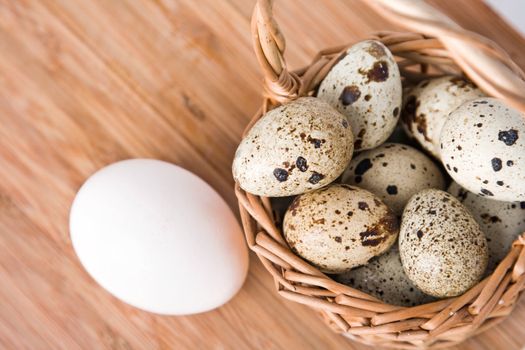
70, 159, 249, 315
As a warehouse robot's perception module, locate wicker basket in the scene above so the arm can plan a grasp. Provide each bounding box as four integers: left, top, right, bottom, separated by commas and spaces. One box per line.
235, 0, 525, 348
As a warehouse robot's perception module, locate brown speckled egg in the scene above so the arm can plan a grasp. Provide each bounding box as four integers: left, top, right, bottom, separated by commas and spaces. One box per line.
317, 40, 401, 151
402, 76, 485, 158
440, 98, 525, 201
335, 246, 434, 306
283, 184, 399, 273
342, 143, 445, 215
232, 97, 354, 197
399, 189, 488, 298
448, 181, 525, 274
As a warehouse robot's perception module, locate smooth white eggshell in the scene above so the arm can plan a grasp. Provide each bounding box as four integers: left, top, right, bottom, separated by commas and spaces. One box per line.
70, 159, 249, 315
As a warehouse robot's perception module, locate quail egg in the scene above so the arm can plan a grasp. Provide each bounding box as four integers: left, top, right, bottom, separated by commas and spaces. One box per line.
335, 246, 434, 306
233, 97, 354, 196
402, 76, 485, 158
317, 40, 402, 151
448, 181, 525, 273
440, 98, 525, 201
283, 184, 399, 273
399, 189, 488, 298
342, 143, 445, 215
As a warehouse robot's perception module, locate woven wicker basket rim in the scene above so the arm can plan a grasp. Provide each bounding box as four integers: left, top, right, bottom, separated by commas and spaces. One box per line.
236, 1, 525, 348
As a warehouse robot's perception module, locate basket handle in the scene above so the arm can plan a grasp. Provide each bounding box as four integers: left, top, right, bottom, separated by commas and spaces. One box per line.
252, 0, 525, 113
251, 0, 300, 103
369, 0, 525, 113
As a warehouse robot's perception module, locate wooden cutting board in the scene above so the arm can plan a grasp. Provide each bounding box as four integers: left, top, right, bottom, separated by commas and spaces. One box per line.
0, 0, 524, 349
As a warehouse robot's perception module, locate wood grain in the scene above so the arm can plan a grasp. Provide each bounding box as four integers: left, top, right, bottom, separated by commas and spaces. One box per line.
0, 0, 524, 349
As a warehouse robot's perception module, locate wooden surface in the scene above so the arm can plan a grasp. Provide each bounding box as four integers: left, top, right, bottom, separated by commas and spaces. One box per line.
0, 0, 524, 349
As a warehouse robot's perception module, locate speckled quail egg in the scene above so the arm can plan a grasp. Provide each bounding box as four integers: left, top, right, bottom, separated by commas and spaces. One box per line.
283, 184, 399, 273
342, 143, 445, 215
317, 40, 402, 151
232, 97, 354, 197
440, 98, 525, 201
448, 181, 525, 273
335, 246, 434, 306
399, 189, 488, 298
402, 76, 485, 158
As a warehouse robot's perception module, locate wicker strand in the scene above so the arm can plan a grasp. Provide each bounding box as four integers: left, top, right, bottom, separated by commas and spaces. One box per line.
369, 0, 525, 114
236, 0, 525, 348
251, 0, 300, 103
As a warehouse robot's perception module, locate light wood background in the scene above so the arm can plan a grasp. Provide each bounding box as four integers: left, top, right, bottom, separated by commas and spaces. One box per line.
0, 0, 524, 349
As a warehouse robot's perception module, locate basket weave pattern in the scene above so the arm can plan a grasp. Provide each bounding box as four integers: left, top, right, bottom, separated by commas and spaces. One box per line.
235, 0, 525, 348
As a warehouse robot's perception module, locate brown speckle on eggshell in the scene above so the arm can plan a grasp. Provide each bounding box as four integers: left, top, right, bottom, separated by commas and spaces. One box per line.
401, 76, 485, 158
440, 98, 525, 201
342, 143, 445, 215
448, 181, 525, 274
283, 184, 399, 273
336, 246, 434, 306
317, 40, 402, 151
232, 97, 354, 197
399, 189, 488, 298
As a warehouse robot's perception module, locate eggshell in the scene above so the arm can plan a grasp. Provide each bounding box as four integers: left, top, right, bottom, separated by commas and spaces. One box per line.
402, 76, 485, 158
335, 246, 434, 306
399, 189, 488, 298
342, 143, 445, 215
448, 181, 525, 273
317, 40, 402, 151
232, 97, 354, 197
70, 159, 249, 315
283, 184, 399, 273
440, 98, 525, 201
